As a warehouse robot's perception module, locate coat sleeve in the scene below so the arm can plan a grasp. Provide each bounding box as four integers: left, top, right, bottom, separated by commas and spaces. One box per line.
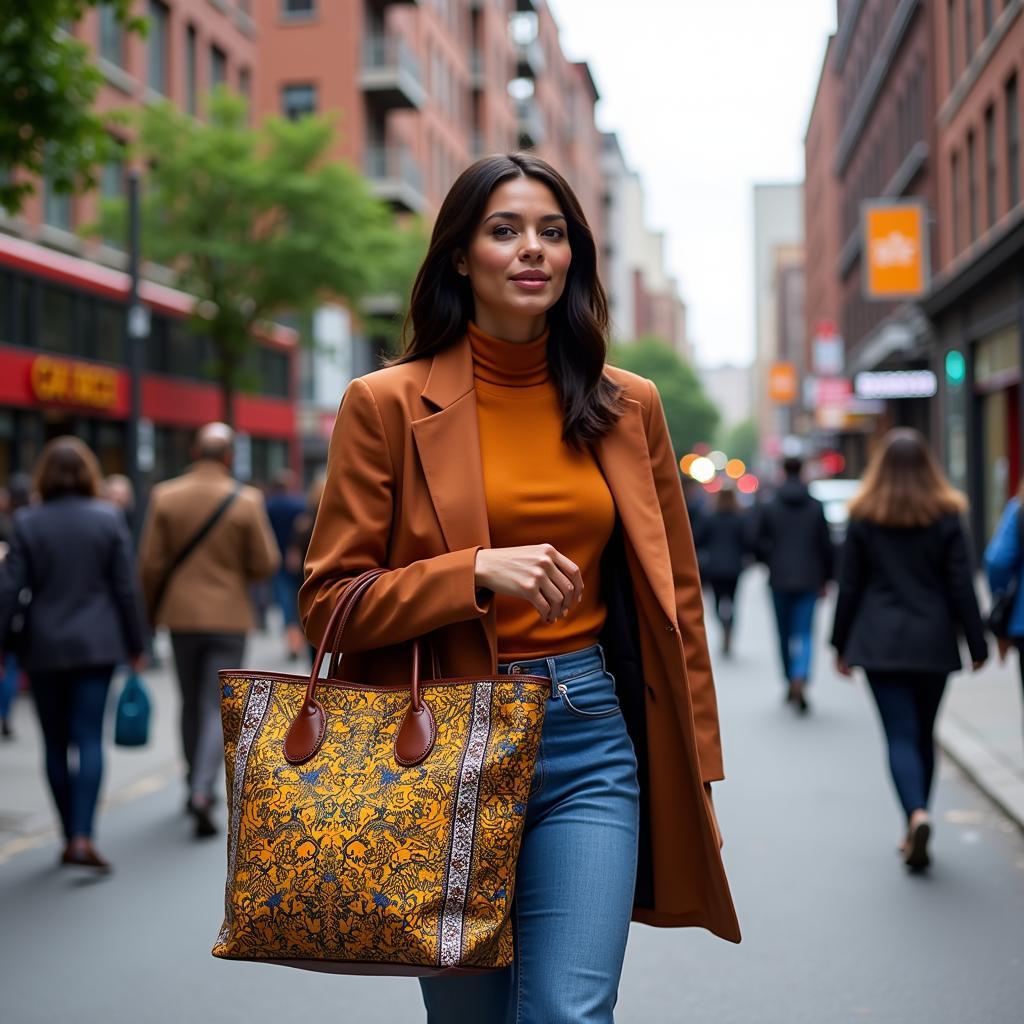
830, 519, 865, 654
106, 514, 147, 657
984, 498, 1021, 593
244, 493, 281, 583
644, 379, 724, 783
136, 491, 169, 626
944, 515, 988, 663
299, 377, 492, 652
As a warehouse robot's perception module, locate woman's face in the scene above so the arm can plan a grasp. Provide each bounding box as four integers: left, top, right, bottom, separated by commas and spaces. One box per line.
457, 176, 572, 340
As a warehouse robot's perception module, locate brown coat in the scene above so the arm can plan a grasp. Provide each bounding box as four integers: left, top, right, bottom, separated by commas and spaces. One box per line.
299, 337, 740, 943
139, 462, 280, 633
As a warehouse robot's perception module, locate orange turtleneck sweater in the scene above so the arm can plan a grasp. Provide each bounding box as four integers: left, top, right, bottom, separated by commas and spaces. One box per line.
468, 321, 616, 660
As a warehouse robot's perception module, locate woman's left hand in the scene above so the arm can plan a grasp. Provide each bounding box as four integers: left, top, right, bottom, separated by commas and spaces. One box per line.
835, 655, 853, 678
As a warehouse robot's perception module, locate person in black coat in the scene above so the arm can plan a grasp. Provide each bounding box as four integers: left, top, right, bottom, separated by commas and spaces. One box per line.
830, 428, 987, 873
753, 456, 834, 713
0, 438, 146, 871
693, 486, 749, 656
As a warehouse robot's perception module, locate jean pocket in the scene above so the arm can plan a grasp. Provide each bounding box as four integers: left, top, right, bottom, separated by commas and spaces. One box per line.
556, 673, 621, 719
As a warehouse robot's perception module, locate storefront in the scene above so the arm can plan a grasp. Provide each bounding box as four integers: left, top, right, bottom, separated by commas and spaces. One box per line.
0, 234, 299, 487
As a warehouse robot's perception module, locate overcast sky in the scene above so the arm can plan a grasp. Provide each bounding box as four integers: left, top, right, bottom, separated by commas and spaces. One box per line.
546, 0, 837, 368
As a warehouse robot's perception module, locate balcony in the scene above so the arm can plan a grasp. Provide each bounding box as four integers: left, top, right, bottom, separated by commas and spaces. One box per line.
364, 144, 427, 213
516, 99, 545, 149
360, 34, 426, 112
516, 37, 545, 78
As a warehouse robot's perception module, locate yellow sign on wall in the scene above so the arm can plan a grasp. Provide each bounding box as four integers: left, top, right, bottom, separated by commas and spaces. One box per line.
863, 200, 929, 299
767, 362, 798, 405
30, 356, 119, 410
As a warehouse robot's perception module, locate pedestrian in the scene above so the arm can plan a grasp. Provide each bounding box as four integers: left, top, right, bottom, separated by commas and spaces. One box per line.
285, 471, 326, 665
693, 485, 749, 656
983, 475, 1024, 742
0, 438, 146, 870
138, 422, 279, 838
300, 153, 738, 1021
101, 473, 136, 532
830, 428, 987, 872
0, 475, 32, 738
264, 470, 307, 662
753, 455, 833, 713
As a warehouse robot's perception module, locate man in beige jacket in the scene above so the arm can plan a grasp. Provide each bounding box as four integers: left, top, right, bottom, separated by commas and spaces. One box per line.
139, 423, 279, 837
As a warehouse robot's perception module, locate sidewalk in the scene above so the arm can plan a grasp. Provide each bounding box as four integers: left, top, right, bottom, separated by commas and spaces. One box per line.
938, 654, 1024, 830
0, 624, 297, 864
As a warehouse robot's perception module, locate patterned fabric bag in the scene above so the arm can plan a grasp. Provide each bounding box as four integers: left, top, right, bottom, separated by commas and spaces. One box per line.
212, 568, 548, 975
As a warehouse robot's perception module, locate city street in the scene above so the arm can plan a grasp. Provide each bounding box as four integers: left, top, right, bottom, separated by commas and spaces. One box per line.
1, 574, 1022, 1023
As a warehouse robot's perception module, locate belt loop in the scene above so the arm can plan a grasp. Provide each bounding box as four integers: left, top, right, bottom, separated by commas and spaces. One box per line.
545, 656, 558, 698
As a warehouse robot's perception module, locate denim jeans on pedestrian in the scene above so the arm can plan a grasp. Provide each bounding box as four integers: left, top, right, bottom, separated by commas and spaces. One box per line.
1, 652, 19, 720
770, 590, 818, 683
28, 666, 114, 840
419, 643, 640, 1024
866, 671, 948, 821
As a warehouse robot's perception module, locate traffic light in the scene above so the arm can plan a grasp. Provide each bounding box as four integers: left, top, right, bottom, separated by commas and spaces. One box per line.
945, 349, 966, 388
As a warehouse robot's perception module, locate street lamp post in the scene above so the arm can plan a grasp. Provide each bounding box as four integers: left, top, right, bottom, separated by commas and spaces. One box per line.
125, 169, 152, 541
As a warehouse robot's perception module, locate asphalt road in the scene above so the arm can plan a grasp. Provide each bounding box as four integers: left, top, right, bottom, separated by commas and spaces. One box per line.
1, 571, 1022, 1023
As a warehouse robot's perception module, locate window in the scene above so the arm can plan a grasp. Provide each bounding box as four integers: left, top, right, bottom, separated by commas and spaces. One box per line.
186, 24, 198, 115
99, 1, 124, 66
951, 149, 961, 254
1008, 74, 1020, 208
964, 0, 974, 60
238, 65, 251, 102
281, 0, 315, 16
985, 104, 997, 227
281, 83, 317, 120
148, 0, 170, 95
100, 149, 126, 245
39, 286, 74, 354
967, 129, 978, 242
43, 162, 72, 232
947, 0, 958, 90
95, 301, 125, 364
210, 44, 227, 88
983, 0, 994, 33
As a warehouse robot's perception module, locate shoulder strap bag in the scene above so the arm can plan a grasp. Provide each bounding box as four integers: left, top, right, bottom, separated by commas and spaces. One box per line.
150, 483, 242, 622
212, 567, 550, 975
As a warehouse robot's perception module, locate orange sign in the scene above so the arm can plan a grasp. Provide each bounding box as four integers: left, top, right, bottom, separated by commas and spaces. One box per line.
767, 362, 797, 405
30, 355, 119, 410
863, 200, 929, 299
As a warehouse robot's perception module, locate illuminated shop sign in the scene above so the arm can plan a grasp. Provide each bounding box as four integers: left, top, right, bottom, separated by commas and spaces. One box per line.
853, 370, 937, 400
30, 355, 119, 410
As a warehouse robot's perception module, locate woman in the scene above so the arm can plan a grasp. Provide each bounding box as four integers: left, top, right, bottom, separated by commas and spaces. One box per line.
300, 154, 738, 1021
830, 429, 987, 873
984, 482, 1024, 720
0, 438, 146, 870
693, 486, 749, 656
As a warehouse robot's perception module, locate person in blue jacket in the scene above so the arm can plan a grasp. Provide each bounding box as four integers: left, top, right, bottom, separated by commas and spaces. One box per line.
984, 488, 1024, 708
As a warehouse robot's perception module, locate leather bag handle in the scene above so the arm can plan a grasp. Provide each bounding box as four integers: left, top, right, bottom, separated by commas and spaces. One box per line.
283, 568, 437, 768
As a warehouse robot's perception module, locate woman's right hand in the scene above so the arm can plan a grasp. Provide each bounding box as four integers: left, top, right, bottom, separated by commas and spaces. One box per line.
474, 545, 584, 624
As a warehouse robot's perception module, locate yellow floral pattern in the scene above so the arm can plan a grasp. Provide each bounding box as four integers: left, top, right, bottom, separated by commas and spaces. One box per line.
212, 671, 547, 972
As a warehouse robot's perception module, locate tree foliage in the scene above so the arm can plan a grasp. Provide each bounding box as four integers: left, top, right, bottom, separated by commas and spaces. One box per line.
90, 89, 402, 424
0, 0, 143, 213
608, 336, 720, 457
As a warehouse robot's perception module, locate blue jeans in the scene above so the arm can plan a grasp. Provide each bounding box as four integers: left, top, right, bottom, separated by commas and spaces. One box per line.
866, 671, 947, 821
771, 590, 817, 683
29, 667, 114, 840
271, 568, 301, 627
420, 644, 640, 1024
1, 652, 19, 719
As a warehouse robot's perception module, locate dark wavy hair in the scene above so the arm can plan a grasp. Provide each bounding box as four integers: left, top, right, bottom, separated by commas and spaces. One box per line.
33, 436, 102, 502
391, 152, 623, 448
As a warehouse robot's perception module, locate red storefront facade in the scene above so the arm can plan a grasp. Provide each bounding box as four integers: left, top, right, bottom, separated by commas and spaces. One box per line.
0, 234, 299, 485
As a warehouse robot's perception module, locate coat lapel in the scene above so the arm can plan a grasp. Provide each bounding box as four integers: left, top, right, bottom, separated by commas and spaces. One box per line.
412, 338, 677, 644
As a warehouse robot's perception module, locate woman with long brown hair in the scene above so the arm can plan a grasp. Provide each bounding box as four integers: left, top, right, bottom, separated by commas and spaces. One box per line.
0, 438, 146, 871
830, 428, 987, 873
300, 153, 738, 1020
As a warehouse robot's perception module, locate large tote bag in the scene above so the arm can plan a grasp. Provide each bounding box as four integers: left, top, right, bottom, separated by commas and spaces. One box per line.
212, 568, 549, 975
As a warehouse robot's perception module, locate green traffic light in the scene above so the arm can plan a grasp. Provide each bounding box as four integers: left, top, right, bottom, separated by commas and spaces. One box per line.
945, 350, 966, 386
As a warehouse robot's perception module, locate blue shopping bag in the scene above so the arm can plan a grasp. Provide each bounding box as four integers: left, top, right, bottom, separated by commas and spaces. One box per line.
114, 672, 151, 747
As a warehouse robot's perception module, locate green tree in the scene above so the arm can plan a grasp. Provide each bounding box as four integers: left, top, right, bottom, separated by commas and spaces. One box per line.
0, 0, 143, 213
719, 418, 759, 467
91, 89, 400, 425
609, 336, 720, 456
